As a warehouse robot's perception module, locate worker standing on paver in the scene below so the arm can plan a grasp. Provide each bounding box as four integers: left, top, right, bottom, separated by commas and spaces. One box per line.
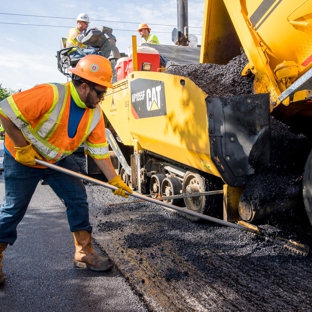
137, 23, 159, 45
66, 13, 100, 57
0, 55, 132, 285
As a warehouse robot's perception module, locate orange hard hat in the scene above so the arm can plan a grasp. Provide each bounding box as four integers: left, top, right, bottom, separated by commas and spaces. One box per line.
69, 55, 113, 88
137, 23, 151, 32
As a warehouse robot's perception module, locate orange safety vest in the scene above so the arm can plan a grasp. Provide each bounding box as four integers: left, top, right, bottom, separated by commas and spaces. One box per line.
66, 27, 88, 49
0, 82, 109, 168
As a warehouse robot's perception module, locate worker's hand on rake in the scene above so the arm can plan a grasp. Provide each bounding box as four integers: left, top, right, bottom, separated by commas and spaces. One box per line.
14, 142, 42, 166
108, 175, 133, 198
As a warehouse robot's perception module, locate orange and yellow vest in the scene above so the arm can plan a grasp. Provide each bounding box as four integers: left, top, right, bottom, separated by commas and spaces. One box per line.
140, 34, 159, 45
0, 82, 109, 168
66, 27, 88, 50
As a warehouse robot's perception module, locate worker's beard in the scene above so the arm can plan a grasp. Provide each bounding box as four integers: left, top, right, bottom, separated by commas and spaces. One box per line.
84, 91, 99, 109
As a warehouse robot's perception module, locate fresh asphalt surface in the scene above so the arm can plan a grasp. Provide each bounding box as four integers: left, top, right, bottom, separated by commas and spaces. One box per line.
0, 158, 148, 312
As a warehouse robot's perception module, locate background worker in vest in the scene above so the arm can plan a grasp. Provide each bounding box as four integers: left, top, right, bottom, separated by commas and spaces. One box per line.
137, 23, 159, 45
66, 13, 100, 58
137, 22, 169, 68
0, 122, 5, 140
0, 55, 133, 285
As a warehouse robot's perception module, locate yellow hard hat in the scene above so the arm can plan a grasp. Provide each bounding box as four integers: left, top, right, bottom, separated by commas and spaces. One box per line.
68, 55, 113, 88
137, 23, 151, 32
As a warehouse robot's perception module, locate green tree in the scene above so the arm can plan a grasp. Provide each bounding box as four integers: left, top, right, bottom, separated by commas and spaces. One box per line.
0, 83, 11, 101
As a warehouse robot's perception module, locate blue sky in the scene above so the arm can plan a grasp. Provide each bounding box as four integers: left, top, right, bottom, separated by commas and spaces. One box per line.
0, 0, 204, 91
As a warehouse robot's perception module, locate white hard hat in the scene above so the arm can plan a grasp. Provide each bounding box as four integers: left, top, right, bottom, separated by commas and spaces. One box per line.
77, 13, 90, 23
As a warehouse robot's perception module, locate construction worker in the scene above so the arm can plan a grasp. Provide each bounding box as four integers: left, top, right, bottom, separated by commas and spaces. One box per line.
0, 55, 133, 285
137, 23, 159, 45
137, 23, 169, 67
66, 13, 100, 57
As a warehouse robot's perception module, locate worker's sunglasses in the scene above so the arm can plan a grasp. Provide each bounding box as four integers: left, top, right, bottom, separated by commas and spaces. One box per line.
92, 86, 107, 99
80, 79, 107, 98
87, 83, 107, 99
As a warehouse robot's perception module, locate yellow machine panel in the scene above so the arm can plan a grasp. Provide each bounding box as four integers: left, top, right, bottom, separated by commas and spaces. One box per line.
101, 71, 221, 178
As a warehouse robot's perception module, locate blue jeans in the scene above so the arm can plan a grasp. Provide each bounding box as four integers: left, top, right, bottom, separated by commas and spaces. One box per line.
70, 47, 101, 58
0, 154, 92, 245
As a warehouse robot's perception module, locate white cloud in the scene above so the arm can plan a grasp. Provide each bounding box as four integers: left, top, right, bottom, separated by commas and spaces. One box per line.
0, 49, 67, 91
6, 37, 17, 43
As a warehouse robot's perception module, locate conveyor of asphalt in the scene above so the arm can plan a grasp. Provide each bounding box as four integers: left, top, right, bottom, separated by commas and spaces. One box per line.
0, 173, 148, 312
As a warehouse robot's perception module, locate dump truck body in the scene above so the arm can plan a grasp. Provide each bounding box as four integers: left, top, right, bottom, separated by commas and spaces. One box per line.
201, 0, 312, 108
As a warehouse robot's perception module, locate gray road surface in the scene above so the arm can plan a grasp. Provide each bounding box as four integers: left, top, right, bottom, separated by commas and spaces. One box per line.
0, 172, 148, 312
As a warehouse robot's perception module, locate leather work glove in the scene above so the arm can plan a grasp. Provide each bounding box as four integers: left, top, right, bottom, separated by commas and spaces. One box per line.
14, 142, 42, 166
108, 175, 133, 198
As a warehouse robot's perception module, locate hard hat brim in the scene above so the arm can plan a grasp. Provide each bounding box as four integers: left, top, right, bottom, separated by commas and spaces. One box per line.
68, 67, 113, 89
137, 27, 151, 32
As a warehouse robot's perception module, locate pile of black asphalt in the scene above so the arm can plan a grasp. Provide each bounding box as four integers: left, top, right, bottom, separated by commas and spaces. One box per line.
165, 51, 253, 97
86, 182, 312, 312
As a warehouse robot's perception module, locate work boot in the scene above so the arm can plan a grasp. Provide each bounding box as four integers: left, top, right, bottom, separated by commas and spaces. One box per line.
0, 242, 8, 285
72, 230, 113, 272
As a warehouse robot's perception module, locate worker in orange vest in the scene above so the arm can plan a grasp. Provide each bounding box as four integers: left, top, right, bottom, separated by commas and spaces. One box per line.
0, 55, 132, 285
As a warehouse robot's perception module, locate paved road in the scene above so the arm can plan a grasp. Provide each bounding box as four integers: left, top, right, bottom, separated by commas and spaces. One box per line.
0, 172, 148, 312
2, 153, 312, 312
86, 183, 312, 312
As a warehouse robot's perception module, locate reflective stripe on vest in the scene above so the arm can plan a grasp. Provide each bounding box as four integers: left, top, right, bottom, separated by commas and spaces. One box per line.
22, 126, 60, 160
66, 28, 87, 49
84, 141, 110, 159
37, 84, 66, 138
1, 97, 28, 129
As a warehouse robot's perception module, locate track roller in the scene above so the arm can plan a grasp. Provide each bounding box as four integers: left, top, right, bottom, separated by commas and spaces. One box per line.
161, 177, 183, 205
149, 174, 166, 199
182, 171, 222, 221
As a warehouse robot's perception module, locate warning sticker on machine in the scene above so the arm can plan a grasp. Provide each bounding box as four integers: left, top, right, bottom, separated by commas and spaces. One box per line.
131, 79, 166, 119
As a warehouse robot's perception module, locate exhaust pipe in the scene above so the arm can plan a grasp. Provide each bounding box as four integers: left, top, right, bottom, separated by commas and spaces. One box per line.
172, 0, 189, 46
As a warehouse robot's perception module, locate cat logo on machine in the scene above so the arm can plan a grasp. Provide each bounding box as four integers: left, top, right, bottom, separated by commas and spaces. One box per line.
131, 79, 166, 119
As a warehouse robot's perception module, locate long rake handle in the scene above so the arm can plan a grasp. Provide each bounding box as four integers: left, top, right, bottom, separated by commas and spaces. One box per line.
35, 159, 252, 232
36, 159, 310, 256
